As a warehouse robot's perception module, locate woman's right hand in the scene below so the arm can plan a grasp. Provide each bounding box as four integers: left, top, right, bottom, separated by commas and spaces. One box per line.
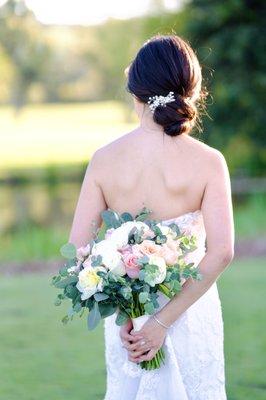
119, 319, 143, 355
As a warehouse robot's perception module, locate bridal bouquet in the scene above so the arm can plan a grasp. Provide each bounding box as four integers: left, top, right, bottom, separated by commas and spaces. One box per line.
51, 207, 201, 370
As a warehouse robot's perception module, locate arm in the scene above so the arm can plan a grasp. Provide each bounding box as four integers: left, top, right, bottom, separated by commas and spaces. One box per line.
68, 150, 107, 248
128, 151, 235, 362
155, 151, 235, 326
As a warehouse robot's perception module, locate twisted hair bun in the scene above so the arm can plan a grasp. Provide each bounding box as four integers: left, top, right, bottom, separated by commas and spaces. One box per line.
153, 94, 197, 137
126, 34, 207, 137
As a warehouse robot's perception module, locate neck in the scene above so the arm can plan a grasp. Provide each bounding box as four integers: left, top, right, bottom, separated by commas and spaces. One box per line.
138, 104, 164, 134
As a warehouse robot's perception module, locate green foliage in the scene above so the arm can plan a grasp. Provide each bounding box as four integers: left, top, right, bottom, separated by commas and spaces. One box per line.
115, 310, 129, 326
144, 301, 155, 315
60, 243, 76, 259
121, 212, 134, 222
185, 0, 266, 175
101, 209, 122, 229
91, 255, 103, 267
98, 302, 117, 318
53, 275, 78, 289
139, 291, 149, 304
94, 292, 109, 302
135, 207, 153, 222
87, 302, 101, 330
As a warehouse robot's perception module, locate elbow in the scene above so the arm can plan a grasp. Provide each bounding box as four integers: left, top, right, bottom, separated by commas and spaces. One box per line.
220, 247, 234, 266
207, 246, 235, 270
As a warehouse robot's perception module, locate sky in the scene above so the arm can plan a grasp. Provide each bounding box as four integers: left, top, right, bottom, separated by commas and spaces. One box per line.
17, 0, 180, 26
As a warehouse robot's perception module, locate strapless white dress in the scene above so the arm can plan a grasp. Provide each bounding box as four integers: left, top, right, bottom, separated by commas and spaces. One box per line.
103, 210, 227, 400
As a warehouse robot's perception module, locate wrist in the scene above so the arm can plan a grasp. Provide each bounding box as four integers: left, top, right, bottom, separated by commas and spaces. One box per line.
152, 314, 172, 330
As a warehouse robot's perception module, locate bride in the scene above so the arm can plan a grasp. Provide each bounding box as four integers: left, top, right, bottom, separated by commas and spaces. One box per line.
69, 34, 234, 400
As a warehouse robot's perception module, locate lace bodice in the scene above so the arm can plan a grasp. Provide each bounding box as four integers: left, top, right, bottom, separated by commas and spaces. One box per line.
103, 209, 227, 400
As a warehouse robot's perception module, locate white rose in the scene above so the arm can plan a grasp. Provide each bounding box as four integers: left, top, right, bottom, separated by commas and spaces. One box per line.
148, 254, 167, 284
91, 239, 126, 276
110, 221, 150, 249
76, 266, 106, 300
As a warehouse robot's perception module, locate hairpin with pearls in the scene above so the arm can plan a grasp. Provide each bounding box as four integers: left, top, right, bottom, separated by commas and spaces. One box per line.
147, 91, 175, 113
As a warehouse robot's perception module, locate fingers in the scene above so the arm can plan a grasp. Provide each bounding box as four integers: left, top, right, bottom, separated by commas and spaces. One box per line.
138, 348, 157, 362
120, 333, 144, 350
124, 338, 151, 352
128, 346, 151, 359
130, 329, 143, 336
128, 349, 149, 363
120, 326, 143, 343
120, 331, 134, 342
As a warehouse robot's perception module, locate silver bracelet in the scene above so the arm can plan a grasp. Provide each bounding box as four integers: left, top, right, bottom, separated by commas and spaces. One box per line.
152, 314, 171, 329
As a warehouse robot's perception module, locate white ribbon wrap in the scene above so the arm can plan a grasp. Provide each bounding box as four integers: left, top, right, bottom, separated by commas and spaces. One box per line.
132, 314, 150, 332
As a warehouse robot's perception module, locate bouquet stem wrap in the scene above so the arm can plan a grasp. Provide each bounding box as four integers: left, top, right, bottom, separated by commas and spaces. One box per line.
132, 314, 165, 370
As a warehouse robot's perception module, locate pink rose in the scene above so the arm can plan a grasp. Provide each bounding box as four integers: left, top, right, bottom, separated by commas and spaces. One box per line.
161, 245, 178, 265
119, 244, 132, 255
122, 252, 140, 278
82, 257, 93, 268
136, 240, 163, 257
142, 228, 156, 240
161, 238, 180, 265
77, 244, 91, 261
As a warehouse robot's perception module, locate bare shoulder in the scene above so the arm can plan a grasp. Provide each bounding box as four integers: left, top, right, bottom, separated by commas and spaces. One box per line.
87, 128, 139, 170
185, 135, 229, 175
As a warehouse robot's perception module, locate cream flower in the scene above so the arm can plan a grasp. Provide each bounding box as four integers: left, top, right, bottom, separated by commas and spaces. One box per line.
77, 266, 106, 300
157, 223, 178, 239
148, 254, 167, 284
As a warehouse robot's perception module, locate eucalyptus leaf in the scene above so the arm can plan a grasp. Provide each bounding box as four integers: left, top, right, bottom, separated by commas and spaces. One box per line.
87, 302, 101, 330
51, 275, 61, 285
101, 209, 122, 229
98, 302, 117, 318
115, 310, 129, 326
60, 243, 77, 259
94, 292, 109, 302
91, 255, 103, 267
59, 265, 69, 277
135, 207, 152, 222
121, 212, 133, 222
144, 302, 155, 315
139, 292, 149, 303
54, 298, 62, 306
97, 221, 108, 240
61, 315, 69, 325
54, 275, 78, 289
73, 302, 82, 313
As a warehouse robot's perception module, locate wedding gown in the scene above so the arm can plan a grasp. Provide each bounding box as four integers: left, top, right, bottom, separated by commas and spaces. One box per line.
103, 209, 227, 400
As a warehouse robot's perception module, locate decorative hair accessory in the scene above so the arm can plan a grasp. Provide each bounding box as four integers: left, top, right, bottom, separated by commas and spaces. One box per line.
147, 91, 175, 113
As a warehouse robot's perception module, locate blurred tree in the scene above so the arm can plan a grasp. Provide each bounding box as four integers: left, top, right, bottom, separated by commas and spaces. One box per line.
185, 0, 266, 175
0, 0, 51, 112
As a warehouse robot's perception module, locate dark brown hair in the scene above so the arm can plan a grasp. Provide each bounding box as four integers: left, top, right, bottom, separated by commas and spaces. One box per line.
126, 34, 207, 136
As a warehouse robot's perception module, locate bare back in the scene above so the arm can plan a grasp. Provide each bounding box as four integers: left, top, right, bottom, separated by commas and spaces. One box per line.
69, 127, 234, 255
95, 129, 213, 220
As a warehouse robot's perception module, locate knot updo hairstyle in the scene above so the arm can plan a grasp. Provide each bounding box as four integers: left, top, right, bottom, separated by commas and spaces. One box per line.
126, 34, 207, 137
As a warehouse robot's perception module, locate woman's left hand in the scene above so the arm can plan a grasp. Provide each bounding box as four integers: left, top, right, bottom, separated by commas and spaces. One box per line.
125, 317, 167, 363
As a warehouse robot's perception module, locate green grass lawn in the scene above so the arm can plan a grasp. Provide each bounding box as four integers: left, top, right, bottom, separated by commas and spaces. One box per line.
0, 102, 135, 172
0, 258, 265, 400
